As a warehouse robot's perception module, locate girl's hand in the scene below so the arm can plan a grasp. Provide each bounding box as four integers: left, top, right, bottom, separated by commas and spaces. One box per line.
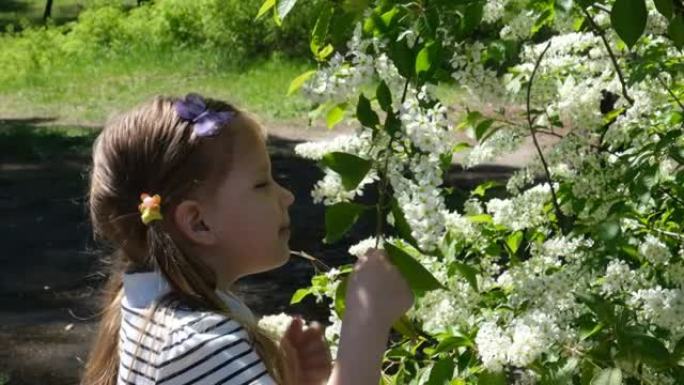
345, 248, 414, 328
282, 316, 332, 385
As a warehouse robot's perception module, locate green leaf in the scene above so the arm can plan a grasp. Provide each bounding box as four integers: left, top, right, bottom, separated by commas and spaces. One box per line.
460, 2, 483, 34
426, 358, 455, 385
475, 119, 495, 141
321, 152, 372, 191
577, 293, 616, 325
287, 70, 316, 96
311, 5, 334, 57
590, 368, 622, 385
356, 94, 380, 128
581, 321, 604, 340
478, 371, 506, 385
472, 181, 502, 197
431, 334, 473, 353
334, 275, 349, 317
389, 39, 414, 79
255, 0, 276, 20
385, 242, 446, 296
277, 0, 298, 20
450, 261, 479, 292
416, 41, 439, 78
384, 109, 401, 136
390, 199, 419, 248
380, 7, 400, 29
669, 16, 684, 49
654, 0, 673, 19
622, 333, 672, 368
392, 315, 420, 339
467, 214, 493, 224
505, 231, 524, 254
452, 142, 471, 153
376, 81, 392, 112
674, 336, 684, 360
480, 125, 502, 144
316, 44, 334, 60
325, 202, 366, 243
610, 0, 647, 48
290, 287, 312, 304
597, 220, 621, 241
326, 103, 347, 128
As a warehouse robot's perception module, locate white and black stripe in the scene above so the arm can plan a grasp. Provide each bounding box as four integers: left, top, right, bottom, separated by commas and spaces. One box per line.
118, 306, 276, 385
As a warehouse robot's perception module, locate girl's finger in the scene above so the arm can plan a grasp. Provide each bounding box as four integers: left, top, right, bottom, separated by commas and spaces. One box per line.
298, 339, 330, 356
298, 322, 325, 341
299, 354, 332, 369
283, 316, 304, 344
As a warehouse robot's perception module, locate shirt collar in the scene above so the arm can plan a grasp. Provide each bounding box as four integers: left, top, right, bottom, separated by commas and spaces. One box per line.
122, 270, 171, 309
121, 270, 256, 323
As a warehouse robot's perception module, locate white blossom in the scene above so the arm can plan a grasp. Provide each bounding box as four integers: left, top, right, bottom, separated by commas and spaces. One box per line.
486, 184, 552, 230
475, 321, 510, 372
629, 287, 684, 334
639, 234, 672, 265
258, 313, 294, 339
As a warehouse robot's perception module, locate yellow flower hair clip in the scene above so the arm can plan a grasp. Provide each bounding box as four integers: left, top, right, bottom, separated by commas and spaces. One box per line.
138, 193, 163, 225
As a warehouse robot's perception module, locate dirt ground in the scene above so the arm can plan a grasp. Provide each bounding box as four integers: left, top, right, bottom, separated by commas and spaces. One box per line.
0, 115, 537, 385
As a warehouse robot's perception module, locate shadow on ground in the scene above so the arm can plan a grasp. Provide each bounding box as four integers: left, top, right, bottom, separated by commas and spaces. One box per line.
0, 118, 518, 385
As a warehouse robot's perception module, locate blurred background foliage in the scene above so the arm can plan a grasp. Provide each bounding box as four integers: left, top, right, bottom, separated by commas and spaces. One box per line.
0, 0, 350, 121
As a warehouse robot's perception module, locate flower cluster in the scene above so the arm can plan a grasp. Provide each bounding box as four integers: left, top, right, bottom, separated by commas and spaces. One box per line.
485, 183, 552, 230
629, 287, 684, 335
258, 313, 294, 340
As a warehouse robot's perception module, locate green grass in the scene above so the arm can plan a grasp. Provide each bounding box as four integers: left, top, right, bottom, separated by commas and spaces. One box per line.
0, 49, 315, 125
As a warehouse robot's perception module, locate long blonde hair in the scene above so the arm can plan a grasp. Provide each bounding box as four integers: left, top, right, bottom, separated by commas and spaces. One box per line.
82, 95, 293, 385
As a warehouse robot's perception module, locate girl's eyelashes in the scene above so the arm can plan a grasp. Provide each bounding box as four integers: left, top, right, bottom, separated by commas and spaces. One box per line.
255, 180, 270, 189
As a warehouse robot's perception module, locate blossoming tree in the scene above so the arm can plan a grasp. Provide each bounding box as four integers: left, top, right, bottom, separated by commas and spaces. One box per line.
259, 0, 684, 383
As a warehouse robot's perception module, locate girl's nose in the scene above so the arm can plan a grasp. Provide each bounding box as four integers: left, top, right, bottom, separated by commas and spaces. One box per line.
280, 183, 295, 206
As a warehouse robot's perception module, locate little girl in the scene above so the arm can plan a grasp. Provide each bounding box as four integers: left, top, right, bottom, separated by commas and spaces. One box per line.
82, 94, 413, 385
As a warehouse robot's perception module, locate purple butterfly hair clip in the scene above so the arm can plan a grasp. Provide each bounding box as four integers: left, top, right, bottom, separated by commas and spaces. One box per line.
174, 93, 235, 137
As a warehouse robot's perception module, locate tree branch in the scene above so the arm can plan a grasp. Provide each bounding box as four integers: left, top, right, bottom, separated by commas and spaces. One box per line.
580, 7, 634, 106
527, 40, 567, 228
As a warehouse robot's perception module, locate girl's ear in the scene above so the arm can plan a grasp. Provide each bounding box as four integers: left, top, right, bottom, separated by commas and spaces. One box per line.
173, 200, 215, 245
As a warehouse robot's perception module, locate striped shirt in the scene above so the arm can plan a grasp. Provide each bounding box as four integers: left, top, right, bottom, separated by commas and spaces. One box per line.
118, 271, 277, 385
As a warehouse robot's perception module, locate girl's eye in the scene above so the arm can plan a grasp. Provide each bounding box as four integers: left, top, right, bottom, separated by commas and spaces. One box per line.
255, 181, 270, 189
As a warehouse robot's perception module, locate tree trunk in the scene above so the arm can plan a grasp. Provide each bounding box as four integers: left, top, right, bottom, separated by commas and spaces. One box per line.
43, 0, 54, 21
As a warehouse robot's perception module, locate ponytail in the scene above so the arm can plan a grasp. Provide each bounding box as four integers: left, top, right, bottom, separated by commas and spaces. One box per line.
80, 266, 124, 385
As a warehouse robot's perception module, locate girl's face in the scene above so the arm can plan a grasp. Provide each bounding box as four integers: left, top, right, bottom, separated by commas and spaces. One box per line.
199, 115, 295, 286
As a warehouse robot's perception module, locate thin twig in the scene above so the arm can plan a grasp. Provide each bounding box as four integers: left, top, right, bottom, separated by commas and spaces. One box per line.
659, 186, 684, 207
536, 129, 565, 139
656, 75, 684, 111
651, 228, 684, 240
526, 41, 566, 227
291, 250, 332, 271
580, 7, 634, 106
589, 3, 611, 14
